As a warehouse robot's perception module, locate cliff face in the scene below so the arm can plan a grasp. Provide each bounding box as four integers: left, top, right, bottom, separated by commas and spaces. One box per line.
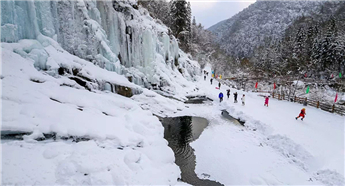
1, 0, 200, 92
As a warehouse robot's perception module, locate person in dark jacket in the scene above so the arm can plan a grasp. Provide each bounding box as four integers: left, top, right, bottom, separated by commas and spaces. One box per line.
218, 82, 221, 89
303, 98, 308, 106
233, 92, 238, 103
210, 78, 213, 85
226, 89, 231, 99
219, 92, 224, 102
204, 75, 206, 81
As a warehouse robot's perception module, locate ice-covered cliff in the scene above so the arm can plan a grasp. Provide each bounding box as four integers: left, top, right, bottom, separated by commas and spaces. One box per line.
1, 0, 201, 185
1, 0, 200, 94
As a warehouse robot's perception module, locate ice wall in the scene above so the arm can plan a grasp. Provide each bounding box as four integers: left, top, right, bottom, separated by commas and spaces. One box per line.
1, 0, 199, 90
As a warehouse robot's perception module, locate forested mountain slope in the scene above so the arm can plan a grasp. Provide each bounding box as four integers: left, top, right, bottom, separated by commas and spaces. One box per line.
209, 1, 342, 58
208, 1, 345, 78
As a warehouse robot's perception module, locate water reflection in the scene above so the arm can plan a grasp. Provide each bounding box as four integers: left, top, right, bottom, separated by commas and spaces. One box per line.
160, 116, 223, 186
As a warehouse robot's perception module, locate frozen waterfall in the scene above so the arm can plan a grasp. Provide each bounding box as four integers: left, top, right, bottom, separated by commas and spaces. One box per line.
1, 0, 199, 91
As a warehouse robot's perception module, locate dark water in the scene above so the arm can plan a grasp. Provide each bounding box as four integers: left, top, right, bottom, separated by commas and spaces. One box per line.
221, 110, 245, 126
159, 116, 223, 186
1, 131, 90, 142
0, 131, 32, 140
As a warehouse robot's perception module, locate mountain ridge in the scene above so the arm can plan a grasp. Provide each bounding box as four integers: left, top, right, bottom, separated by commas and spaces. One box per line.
208, 1, 343, 58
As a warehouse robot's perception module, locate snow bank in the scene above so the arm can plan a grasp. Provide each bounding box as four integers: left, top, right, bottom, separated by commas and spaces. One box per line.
132, 89, 186, 117
265, 134, 315, 171
314, 169, 345, 186
1, 37, 185, 185
2, 140, 180, 185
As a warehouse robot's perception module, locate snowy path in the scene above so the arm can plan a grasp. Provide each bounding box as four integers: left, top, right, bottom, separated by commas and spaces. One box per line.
179, 68, 345, 185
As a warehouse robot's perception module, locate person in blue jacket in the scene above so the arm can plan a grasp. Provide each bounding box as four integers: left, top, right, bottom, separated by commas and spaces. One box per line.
219, 92, 224, 102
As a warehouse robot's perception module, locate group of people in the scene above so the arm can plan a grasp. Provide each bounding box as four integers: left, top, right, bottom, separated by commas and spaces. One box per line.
218, 89, 245, 106
210, 78, 222, 89
208, 75, 307, 121
203, 71, 209, 81
219, 92, 306, 120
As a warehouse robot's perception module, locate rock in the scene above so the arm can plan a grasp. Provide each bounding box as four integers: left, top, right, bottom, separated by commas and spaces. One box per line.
115, 84, 133, 98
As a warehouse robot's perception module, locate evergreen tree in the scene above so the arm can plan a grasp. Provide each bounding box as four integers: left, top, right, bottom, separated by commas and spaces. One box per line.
191, 16, 197, 43
319, 17, 336, 72
186, 2, 192, 51
311, 36, 321, 72
170, 0, 191, 52
292, 27, 306, 70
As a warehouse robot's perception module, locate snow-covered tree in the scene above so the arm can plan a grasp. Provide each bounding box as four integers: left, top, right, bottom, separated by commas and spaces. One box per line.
137, 0, 170, 26
170, 0, 191, 52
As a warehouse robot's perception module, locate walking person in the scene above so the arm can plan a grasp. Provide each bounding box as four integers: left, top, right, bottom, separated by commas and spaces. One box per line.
218, 82, 221, 89
303, 98, 308, 106
233, 92, 238, 103
210, 78, 213, 85
226, 89, 231, 99
264, 96, 269, 107
219, 92, 224, 103
241, 94, 245, 105
204, 75, 206, 81
295, 108, 306, 121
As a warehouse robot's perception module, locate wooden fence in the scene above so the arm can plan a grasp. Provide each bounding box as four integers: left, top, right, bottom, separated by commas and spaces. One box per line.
270, 92, 345, 116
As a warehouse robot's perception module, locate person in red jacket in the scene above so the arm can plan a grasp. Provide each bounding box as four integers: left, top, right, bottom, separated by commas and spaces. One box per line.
264, 96, 269, 107
296, 108, 306, 121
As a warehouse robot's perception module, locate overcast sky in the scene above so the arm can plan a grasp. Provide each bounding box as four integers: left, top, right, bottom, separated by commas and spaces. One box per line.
189, 0, 256, 28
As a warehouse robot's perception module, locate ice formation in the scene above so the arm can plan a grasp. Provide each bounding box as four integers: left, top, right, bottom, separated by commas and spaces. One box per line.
1, 0, 200, 92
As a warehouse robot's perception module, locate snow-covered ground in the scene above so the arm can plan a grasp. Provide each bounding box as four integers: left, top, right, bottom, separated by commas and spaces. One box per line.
2, 38, 344, 185
1, 43, 185, 184
131, 63, 345, 185
1, 41, 344, 185
3, 0, 343, 185
184, 65, 345, 185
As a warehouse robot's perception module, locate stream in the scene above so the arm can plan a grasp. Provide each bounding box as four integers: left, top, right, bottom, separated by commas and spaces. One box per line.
159, 116, 223, 186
